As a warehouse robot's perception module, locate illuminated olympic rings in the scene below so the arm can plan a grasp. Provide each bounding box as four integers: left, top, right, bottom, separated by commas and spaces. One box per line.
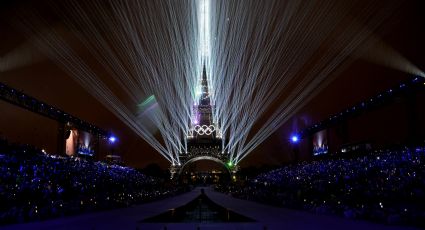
194, 125, 215, 135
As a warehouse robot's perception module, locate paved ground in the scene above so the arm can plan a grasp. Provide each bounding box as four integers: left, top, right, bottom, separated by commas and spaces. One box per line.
2, 187, 419, 230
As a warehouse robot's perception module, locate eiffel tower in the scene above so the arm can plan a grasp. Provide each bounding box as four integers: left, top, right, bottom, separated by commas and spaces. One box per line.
170, 65, 232, 178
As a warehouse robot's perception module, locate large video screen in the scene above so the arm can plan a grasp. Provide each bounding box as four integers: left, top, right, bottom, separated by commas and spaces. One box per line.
77, 131, 95, 156
312, 129, 328, 156
65, 129, 78, 156
65, 129, 95, 157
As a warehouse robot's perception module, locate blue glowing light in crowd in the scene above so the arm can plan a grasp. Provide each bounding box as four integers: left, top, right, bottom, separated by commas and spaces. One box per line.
291, 135, 299, 143
109, 136, 117, 143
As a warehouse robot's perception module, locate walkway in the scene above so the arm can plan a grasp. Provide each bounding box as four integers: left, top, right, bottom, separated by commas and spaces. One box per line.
2, 187, 419, 230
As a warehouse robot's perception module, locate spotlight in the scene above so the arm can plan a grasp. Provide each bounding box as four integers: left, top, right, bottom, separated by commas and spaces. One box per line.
291, 135, 299, 143
108, 136, 117, 143
227, 161, 233, 167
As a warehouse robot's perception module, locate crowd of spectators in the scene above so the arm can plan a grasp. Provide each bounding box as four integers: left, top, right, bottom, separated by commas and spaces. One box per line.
0, 138, 185, 225
218, 147, 425, 227
185, 145, 226, 162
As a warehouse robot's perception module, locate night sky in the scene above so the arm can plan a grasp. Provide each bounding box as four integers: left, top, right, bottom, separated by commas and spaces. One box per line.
1, 0, 424, 169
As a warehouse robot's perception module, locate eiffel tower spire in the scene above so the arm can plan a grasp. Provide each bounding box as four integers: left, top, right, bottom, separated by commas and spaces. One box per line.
199, 64, 210, 106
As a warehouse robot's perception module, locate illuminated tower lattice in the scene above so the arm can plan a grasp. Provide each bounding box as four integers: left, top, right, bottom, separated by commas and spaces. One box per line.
171, 65, 229, 177
187, 65, 222, 151
189, 65, 219, 138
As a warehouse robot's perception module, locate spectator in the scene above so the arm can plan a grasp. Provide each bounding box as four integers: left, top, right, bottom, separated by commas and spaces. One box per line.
218, 147, 425, 227
0, 140, 186, 225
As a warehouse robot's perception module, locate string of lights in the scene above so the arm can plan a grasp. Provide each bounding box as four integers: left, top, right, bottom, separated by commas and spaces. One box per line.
299, 76, 425, 140
0, 82, 109, 138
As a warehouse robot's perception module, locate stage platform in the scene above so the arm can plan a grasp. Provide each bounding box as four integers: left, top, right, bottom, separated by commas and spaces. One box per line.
2, 187, 419, 230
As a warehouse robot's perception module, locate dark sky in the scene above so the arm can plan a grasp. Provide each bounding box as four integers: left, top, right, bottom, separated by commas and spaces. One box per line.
0, 0, 424, 169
